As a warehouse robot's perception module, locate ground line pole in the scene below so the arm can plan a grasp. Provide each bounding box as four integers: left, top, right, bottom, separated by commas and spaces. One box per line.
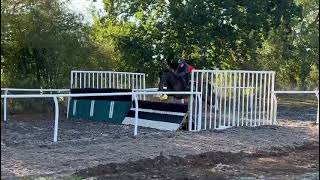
53, 97, 59, 142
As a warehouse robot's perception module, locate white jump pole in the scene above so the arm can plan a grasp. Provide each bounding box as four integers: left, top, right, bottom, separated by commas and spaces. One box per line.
53, 97, 59, 142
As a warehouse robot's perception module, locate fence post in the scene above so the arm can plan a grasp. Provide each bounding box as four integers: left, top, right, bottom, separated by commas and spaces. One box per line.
196, 93, 202, 131
272, 93, 278, 125
189, 72, 195, 131
316, 92, 319, 124
3, 90, 8, 122
53, 96, 59, 142
133, 94, 139, 136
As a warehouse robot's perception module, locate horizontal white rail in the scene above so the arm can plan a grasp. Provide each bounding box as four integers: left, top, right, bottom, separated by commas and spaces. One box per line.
1, 90, 202, 143
215, 87, 254, 89
1, 91, 199, 99
71, 70, 145, 75
1, 88, 70, 92
192, 70, 276, 74
273, 91, 319, 94
132, 87, 167, 92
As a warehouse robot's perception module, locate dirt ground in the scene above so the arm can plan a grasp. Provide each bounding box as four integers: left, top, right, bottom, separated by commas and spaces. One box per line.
1, 95, 319, 179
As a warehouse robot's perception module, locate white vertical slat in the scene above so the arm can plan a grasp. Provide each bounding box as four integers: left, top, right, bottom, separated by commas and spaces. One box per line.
120, 73, 123, 89
75, 72, 78, 88
194, 72, 199, 130
92, 73, 94, 88
246, 73, 250, 126
237, 72, 241, 126
104, 73, 107, 88
254, 73, 258, 126
71, 71, 74, 89
113, 73, 116, 88
250, 73, 254, 126
204, 72, 209, 129
228, 72, 232, 127
316, 92, 319, 124
270, 73, 275, 124
197, 93, 203, 131
223, 72, 227, 127
189, 71, 195, 131
133, 74, 136, 91
84, 73, 86, 88
266, 73, 271, 125
89, 73, 91, 88
79, 73, 82, 88
262, 73, 267, 125
219, 73, 223, 128
124, 74, 127, 89
213, 72, 218, 129
258, 73, 262, 125
116, 73, 119, 88
232, 72, 236, 126
199, 72, 204, 129
143, 74, 146, 100
100, 73, 102, 88
109, 73, 111, 88
128, 74, 131, 89
209, 72, 214, 129
136, 75, 139, 96
241, 73, 246, 126
139, 75, 142, 99
96, 73, 99, 88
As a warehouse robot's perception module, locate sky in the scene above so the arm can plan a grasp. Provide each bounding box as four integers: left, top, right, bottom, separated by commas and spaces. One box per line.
67, 0, 105, 23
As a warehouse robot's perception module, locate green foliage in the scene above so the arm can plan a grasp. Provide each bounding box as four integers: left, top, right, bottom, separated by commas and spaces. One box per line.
1, 0, 111, 88
93, 0, 314, 87
1, 0, 318, 90
256, 0, 319, 90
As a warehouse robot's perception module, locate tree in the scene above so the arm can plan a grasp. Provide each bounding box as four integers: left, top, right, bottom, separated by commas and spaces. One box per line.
93, 0, 303, 86
1, 0, 108, 88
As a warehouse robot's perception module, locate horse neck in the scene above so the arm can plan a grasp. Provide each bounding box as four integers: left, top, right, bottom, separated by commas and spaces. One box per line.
166, 71, 184, 90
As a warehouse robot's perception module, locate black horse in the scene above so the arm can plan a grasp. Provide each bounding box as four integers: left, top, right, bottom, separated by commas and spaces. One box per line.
158, 68, 188, 99
158, 68, 215, 105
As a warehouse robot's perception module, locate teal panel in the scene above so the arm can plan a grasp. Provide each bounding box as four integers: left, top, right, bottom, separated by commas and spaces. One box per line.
68, 98, 132, 124
75, 99, 91, 120
110, 101, 132, 124
91, 100, 110, 121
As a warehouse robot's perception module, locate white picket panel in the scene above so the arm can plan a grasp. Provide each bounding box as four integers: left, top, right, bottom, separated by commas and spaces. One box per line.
189, 70, 275, 130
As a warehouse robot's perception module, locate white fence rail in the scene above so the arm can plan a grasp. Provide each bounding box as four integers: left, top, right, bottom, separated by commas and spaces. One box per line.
1, 91, 202, 142
1, 88, 70, 122
190, 70, 276, 130
2, 70, 318, 143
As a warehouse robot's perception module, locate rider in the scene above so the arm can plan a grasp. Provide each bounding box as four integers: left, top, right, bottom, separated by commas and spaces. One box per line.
176, 59, 195, 89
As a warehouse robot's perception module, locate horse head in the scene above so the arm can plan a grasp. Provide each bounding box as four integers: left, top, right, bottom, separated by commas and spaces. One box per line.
158, 67, 186, 93
159, 68, 173, 91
